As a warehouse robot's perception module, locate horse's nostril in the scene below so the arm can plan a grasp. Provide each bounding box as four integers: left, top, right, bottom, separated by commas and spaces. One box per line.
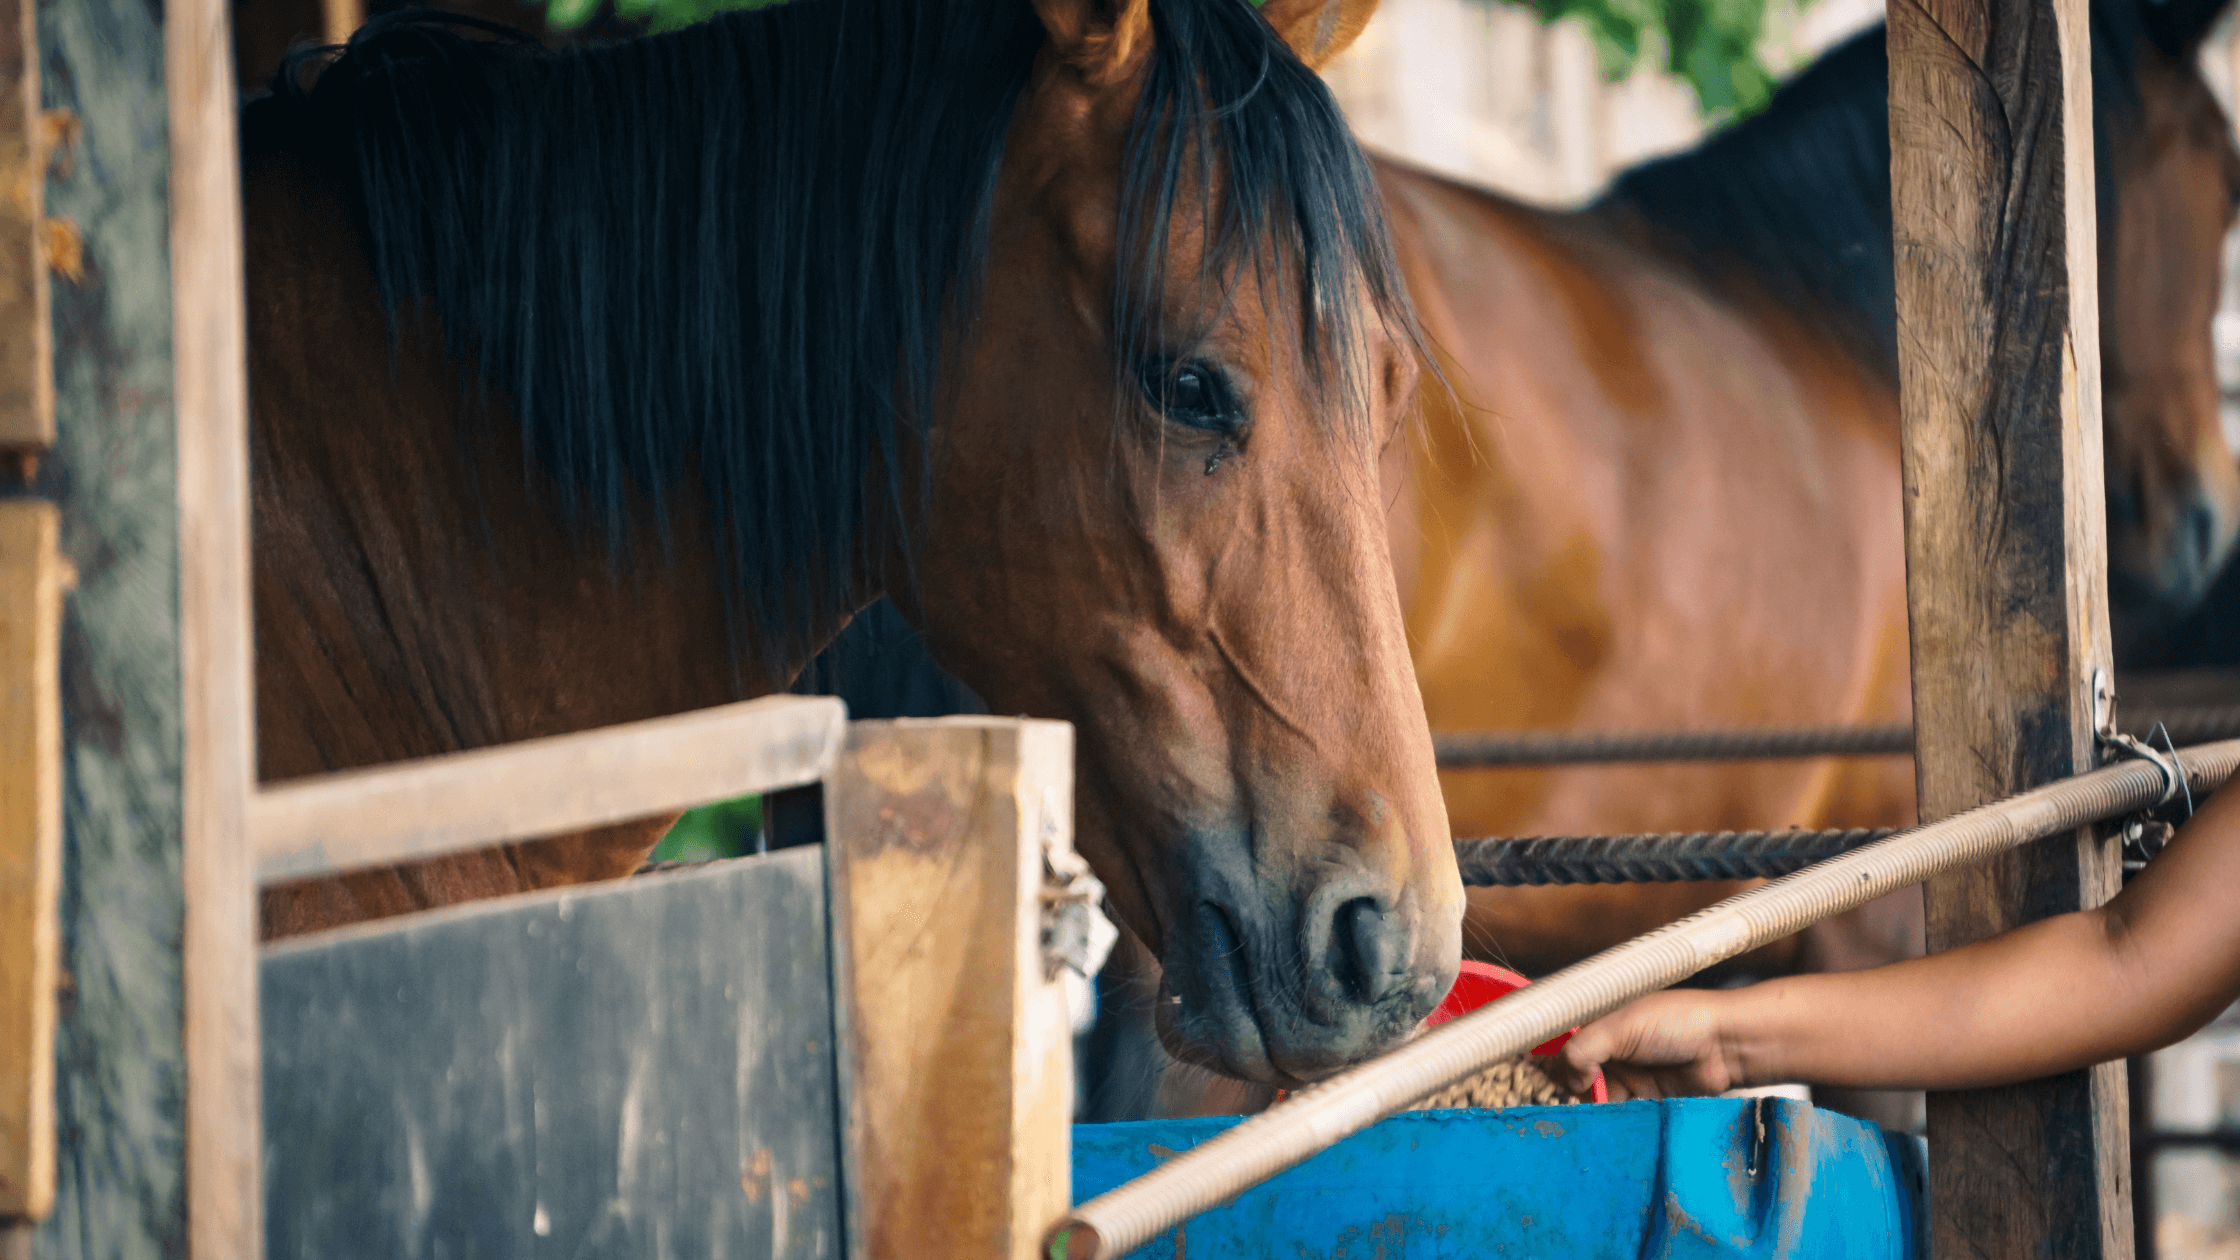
2109, 482, 2144, 529
2185, 496, 2222, 575
1333, 897, 1401, 1006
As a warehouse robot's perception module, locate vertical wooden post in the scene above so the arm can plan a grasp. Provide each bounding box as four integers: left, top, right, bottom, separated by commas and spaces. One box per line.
825, 718, 1076, 1260
0, 0, 47, 472
0, 503, 63, 1225
1887, 0, 2126, 1252
317, 0, 361, 47
25, 0, 258, 1250
171, 0, 260, 1248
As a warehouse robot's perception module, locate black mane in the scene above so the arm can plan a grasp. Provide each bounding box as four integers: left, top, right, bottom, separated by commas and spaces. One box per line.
243, 0, 1408, 669
1595, 0, 2150, 373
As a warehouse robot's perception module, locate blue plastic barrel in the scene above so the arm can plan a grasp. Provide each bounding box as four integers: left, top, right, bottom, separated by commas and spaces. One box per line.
1072, 1097, 1925, 1258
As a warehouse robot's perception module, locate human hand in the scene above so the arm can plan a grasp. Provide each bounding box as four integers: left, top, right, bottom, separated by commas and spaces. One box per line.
1546, 990, 1745, 1102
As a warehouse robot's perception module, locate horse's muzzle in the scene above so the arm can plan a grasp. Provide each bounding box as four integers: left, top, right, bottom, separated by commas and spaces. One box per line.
1154, 838, 1454, 1086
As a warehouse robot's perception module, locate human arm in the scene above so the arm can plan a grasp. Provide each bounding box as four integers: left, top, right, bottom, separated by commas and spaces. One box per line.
1545, 778, 2240, 1100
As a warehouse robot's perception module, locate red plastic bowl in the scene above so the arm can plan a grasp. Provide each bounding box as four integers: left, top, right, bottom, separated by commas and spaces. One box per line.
1426, 960, 1607, 1104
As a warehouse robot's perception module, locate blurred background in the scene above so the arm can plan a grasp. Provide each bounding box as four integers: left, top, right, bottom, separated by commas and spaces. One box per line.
227, 0, 2240, 1253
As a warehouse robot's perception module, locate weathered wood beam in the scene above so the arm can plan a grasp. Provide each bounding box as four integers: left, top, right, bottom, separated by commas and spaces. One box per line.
31, 0, 194, 1252
0, 502, 64, 1224
1887, 0, 2127, 1250
825, 718, 1076, 1260
0, 0, 46, 474
170, 0, 259, 1248
251, 694, 845, 882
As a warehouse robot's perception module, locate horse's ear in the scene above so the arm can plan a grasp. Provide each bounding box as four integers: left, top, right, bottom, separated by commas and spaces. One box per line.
1029, 0, 1154, 87
2146, 0, 2233, 55
1257, 0, 1381, 69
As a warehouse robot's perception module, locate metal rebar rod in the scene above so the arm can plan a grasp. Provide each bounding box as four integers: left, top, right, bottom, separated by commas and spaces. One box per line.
1431, 704, 2240, 769
1433, 723, 1913, 767
1051, 739, 2240, 1260
1453, 828, 1899, 885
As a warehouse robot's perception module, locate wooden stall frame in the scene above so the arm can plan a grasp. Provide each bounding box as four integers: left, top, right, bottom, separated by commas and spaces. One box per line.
249, 708, 1072, 1260
1886, 0, 2127, 1250
172, 0, 261, 1244
250, 694, 847, 881
825, 719, 1076, 1260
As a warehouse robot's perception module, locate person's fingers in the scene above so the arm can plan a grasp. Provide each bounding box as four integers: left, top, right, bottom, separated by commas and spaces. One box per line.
1601, 1065, 1662, 1102
1551, 1035, 1607, 1093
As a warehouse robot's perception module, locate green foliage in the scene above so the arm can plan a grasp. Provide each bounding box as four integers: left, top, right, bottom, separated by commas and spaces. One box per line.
536, 0, 1780, 125
652, 794, 764, 862
544, 0, 785, 34
1503, 0, 1782, 117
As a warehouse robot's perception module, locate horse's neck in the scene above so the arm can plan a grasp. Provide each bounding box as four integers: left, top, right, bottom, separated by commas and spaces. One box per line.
245, 149, 845, 786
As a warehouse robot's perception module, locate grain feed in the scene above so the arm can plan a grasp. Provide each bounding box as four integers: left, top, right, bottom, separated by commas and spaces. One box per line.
1412, 1055, 1584, 1110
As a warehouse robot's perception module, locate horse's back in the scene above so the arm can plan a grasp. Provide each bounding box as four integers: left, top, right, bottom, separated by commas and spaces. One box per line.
1375, 156, 1912, 844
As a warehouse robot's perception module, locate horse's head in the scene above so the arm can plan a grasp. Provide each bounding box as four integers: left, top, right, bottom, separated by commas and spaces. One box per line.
2102, 0, 2240, 631
898, 0, 1460, 1086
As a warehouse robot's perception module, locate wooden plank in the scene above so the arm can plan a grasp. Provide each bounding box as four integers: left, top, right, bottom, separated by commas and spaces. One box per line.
318, 0, 359, 45
260, 848, 843, 1258
1886, 0, 2127, 1249
824, 718, 1075, 1260
251, 693, 846, 882
169, 0, 260, 1247
0, 501, 62, 1222
0, 0, 47, 462
30, 0, 197, 1249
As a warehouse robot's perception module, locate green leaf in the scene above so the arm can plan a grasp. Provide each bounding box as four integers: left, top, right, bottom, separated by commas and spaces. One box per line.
543, 0, 601, 31
1491, 0, 1795, 119
652, 794, 763, 863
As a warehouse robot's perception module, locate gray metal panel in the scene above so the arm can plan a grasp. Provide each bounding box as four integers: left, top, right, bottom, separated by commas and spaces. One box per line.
261, 848, 842, 1260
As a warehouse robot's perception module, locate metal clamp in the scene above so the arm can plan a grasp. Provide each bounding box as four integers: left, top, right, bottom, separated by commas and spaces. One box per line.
2093, 668, 2191, 816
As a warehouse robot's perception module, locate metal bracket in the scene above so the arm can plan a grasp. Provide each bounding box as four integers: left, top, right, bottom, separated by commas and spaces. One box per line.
2092, 666, 2192, 828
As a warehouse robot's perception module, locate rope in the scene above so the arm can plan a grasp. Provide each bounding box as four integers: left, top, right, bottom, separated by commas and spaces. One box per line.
1453, 828, 1898, 885
1432, 703, 2240, 769
1050, 739, 2240, 1259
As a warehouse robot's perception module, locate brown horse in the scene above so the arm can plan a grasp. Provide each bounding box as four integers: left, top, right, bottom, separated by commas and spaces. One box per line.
243, 0, 1459, 1086
1072, 0, 2240, 1123
1388, 0, 2239, 987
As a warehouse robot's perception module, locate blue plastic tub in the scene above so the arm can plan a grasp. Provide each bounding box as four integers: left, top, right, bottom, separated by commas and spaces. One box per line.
1072, 1097, 1925, 1258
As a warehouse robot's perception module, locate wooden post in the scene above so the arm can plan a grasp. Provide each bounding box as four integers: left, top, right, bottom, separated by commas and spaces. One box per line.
824, 718, 1076, 1260
0, 0, 47, 474
172, 0, 260, 1248
1887, 0, 2126, 1252
0, 503, 63, 1225
22, 0, 259, 1249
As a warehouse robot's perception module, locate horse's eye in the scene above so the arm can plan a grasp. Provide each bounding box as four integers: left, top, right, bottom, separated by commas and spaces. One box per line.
1141, 358, 1245, 434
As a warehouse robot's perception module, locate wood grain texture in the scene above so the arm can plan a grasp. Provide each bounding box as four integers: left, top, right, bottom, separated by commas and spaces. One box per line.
825, 718, 1075, 1260
317, 0, 361, 45
252, 694, 845, 881
0, 0, 46, 457
261, 848, 843, 1259
1887, 0, 2127, 1250
30, 0, 193, 1250
169, 0, 261, 1248
0, 501, 62, 1221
